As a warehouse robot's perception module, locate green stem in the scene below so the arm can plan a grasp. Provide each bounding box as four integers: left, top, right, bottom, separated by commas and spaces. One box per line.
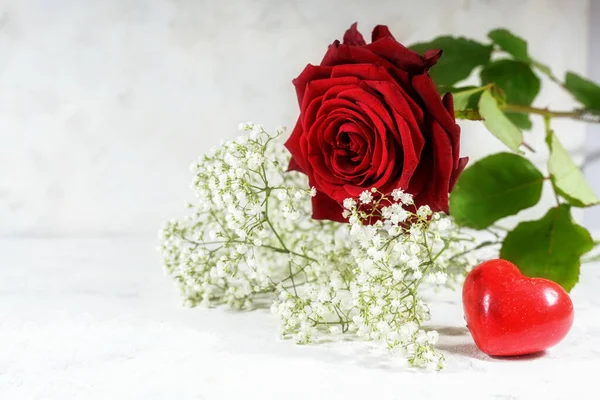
264, 189, 289, 252
456, 104, 600, 124
582, 253, 600, 264
179, 236, 317, 263
502, 104, 600, 123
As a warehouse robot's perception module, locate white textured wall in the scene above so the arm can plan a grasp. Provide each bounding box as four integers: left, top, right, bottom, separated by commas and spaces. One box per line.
0, 0, 592, 236
584, 1, 600, 229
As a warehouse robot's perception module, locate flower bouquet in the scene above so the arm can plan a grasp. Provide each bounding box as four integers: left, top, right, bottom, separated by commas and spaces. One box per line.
159, 24, 600, 369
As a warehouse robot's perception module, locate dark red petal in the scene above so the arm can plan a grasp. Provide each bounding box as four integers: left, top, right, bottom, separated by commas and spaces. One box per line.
321, 40, 381, 67
284, 120, 309, 174
311, 190, 347, 222
337, 87, 391, 179
371, 25, 395, 42
423, 49, 443, 69
442, 92, 462, 169
330, 63, 391, 81
415, 117, 454, 213
385, 113, 418, 188
412, 73, 459, 137
288, 157, 303, 172
292, 64, 333, 106
301, 76, 360, 112
449, 157, 469, 191
407, 142, 432, 205
365, 80, 425, 156
342, 22, 367, 46
364, 37, 428, 73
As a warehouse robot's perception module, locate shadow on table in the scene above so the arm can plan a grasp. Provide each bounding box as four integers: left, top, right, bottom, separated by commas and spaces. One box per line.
435, 332, 547, 362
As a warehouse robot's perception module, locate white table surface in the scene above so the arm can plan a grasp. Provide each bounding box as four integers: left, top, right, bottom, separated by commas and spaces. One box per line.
1, 237, 599, 400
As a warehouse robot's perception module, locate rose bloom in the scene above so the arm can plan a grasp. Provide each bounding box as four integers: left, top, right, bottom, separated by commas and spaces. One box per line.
285, 23, 468, 222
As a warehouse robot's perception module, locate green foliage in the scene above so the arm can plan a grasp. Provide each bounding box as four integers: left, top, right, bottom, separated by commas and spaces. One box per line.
478, 90, 523, 151
546, 131, 600, 207
449, 153, 544, 229
565, 72, 600, 110
410, 37, 492, 90
419, 28, 600, 291
488, 28, 529, 61
449, 86, 484, 110
481, 60, 541, 129
500, 205, 594, 292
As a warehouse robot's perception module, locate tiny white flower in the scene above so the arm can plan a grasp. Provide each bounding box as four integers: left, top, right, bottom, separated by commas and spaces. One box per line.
329, 326, 341, 334
238, 122, 252, 131
276, 190, 288, 201
343, 198, 357, 210
359, 190, 373, 204
437, 218, 451, 231
426, 330, 439, 345
417, 205, 432, 219
235, 135, 248, 144
400, 192, 414, 205
391, 188, 404, 201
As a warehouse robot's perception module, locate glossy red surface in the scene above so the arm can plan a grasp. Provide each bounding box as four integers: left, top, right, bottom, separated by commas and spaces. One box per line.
462, 259, 574, 357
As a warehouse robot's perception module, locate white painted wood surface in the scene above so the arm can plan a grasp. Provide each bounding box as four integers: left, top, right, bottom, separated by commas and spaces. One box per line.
1, 237, 598, 399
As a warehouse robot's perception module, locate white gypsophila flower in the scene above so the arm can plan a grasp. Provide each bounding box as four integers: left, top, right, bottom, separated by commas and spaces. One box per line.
391, 188, 404, 201
400, 192, 414, 206
436, 217, 451, 232
417, 205, 432, 219
359, 190, 373, 204
159, 123, 482, 371
343, 198, 357, 210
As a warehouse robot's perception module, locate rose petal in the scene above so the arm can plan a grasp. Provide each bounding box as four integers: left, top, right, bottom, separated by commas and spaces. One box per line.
411, 117, 454, 213
365, 37, 428, 73
342, 22, 367, 46
365, 80, 425, 158
311, 189, 347, 222
449, 157, 469, 191
293, 64, 333, 106
330, 63, 392, 82
412, 73, 458, 136
371, 25, 395, 42
442, 92, 462, 169
284, 120, 308, 173
423, 49, 443, 69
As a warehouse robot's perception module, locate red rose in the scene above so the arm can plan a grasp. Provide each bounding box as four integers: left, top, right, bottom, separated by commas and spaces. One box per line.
285, 23, 468, 222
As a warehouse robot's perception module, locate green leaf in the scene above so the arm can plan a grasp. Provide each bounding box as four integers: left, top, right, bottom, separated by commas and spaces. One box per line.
481, 60, 541, 130
481, 60, 541, 105
531, 60, 553, 79
546, 131, 600, 207
478, 90, 523, 151
449, 86, 485, 110
507, 113, 532, 130
449, 153, 544, 229
488, 28, 529, 61
500, 205, 594, 292
565, 72, 600, 110
486, 29, 558, 90
410, 37, 493, 89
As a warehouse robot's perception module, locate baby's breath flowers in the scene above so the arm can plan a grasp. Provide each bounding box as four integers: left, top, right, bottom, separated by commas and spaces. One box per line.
159, 123, 481, 369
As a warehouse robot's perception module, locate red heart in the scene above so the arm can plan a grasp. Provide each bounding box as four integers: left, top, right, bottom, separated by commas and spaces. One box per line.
462, 259, 574, 356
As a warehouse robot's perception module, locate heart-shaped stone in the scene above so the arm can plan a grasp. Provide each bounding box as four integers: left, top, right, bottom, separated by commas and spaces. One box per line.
462, 259, 574, 356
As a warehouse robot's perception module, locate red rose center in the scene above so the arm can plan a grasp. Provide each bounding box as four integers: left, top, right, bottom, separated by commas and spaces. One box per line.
331, 122, 371, 180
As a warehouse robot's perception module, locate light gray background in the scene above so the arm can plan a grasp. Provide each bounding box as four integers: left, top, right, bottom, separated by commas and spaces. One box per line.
584, 1, 600, 228
0, 0, 597, 237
